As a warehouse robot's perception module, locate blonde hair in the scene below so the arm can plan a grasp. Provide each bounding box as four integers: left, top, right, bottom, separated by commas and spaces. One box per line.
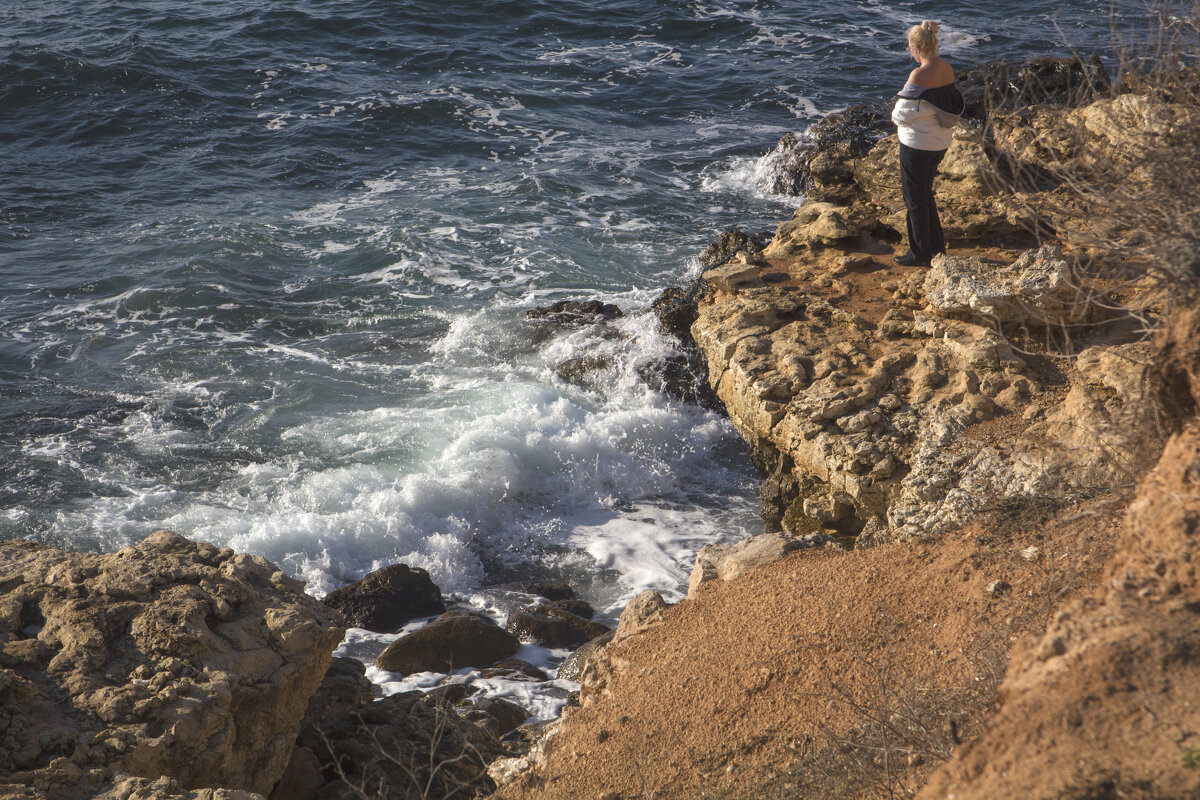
907, 20, 939, 57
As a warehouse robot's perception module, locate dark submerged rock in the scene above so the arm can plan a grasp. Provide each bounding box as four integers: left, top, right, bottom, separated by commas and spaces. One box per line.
480, 658, 551, 682
321, 563, 445, 633
375, 611, 521, 674
526, 299, 625, 326
522, 582, 577, 602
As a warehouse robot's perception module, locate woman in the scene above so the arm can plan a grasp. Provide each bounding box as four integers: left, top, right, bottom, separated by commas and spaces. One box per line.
891, 20, 964, 267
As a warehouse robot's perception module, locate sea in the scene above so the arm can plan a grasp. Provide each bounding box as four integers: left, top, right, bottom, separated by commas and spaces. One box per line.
0, 0, 1126, 713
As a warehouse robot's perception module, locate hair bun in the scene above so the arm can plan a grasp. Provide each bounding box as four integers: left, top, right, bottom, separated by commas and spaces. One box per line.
921, 20, 938, 34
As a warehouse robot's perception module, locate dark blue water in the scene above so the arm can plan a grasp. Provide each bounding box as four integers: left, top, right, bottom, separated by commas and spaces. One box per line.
0, 1, 1120, 614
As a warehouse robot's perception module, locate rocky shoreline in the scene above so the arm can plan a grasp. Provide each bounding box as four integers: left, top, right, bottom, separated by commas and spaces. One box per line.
3, 53, 1199, 799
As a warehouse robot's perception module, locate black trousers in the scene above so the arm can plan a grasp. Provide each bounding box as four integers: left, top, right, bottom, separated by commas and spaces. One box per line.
899, 143, 946, 262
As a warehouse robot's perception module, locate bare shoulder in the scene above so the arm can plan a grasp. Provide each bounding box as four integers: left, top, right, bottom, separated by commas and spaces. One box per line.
908, 57, 955, 88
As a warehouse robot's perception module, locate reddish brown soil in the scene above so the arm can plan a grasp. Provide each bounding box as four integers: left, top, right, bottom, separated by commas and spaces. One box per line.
498, 492, 1126, 800
918, 314, 1200, 800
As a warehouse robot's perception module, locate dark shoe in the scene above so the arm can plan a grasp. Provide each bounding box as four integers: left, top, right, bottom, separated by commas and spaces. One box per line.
894, 251, 929, 267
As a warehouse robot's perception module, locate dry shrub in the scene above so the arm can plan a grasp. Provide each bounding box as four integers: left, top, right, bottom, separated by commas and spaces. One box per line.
992, 2, 1200, 296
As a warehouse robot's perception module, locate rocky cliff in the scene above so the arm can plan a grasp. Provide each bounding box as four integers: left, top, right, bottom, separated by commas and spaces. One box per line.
0, 531, 344, 799
491, 57, 1200, 799
691, 103, 1163, 548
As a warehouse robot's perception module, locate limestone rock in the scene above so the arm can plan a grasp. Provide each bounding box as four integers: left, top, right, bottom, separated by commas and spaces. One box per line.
765, 201, 877, 258
923, 245, 1088, 326
688, 533, 837, 598
691, 234, 1154, 548
703, 261, 762, 292
320, 563, 444, 633
374, 612, 520, 674
0, 531, 343, 799
611, 591, 668, 643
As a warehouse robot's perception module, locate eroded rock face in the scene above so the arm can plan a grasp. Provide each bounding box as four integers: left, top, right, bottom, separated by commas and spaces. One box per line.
0, 531, 344, 800
691, 245, 1157, 545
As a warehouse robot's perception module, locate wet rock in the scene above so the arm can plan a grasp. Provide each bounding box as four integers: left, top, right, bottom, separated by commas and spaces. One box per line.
506, 606, 610, 648
375, 612, 520, 674
480, 658, 550, 682
554, 354, 614, 388
321, 563, 444, 633
636, 352, 722, 410
526, 300, 624, 326
557, 633, 614, 684
550, 597, 595, 620
652, 280, 708, 344
766, 104, 892, 199
0, 532, 343, 799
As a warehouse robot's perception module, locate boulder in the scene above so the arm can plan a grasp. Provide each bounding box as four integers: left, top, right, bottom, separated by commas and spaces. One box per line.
923, 245, 1089, 327
374, 612, 520, 674
765, 104, 893, 199
549, 597, 595, 620
703, 261, 762, 292
505, 606, 610, 648
505, 611, 578, 648
320, 564, 444, 633
0, 531, 343, 799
